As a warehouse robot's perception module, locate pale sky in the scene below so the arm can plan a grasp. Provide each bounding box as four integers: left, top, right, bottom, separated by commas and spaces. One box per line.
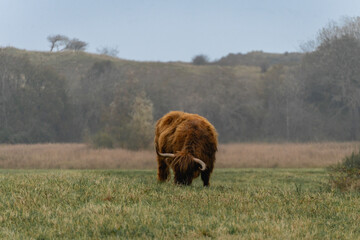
1, 0, 360, 62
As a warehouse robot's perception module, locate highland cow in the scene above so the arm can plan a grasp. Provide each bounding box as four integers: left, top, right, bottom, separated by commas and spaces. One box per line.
154, 111, 218, 186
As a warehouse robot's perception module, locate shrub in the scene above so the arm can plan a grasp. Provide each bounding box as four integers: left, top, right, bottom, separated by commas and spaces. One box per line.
91, 132, 114, 149
192, 54, 209, 65
328, 150, 360, 191
92, 91, 154, 150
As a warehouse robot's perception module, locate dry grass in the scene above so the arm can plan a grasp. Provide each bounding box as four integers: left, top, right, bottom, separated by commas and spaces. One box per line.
0, 142, 358, 169
0, 144, 153, 169
217, 142, 360, 168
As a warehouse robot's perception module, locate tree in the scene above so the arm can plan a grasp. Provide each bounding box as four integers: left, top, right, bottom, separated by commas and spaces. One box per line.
47, 34, 69, 52
76, 61, 119, 135
0, 50, 27, 133
126, 93, 154, 149
0, 51, 74, 143
64, 38, 88, 51
96, 46, 119, 57
301, 17, 360, 53
260, 62, 269, 73
302, 33, 360, 140
192, 54, 209, 65
47, 35, 87, 52
90, 70, 154, 149
261, 65, 316, 141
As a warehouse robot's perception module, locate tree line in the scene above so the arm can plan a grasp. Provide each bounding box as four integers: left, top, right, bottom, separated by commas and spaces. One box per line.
1, 17, 360, 148
0, 52, 74, 143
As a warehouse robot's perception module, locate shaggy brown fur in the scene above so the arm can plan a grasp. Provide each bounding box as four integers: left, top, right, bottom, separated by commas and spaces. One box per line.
154, 111, 218, 186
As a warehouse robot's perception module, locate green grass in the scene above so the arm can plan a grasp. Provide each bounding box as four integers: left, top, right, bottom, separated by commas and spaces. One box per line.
1, 169, 360, 239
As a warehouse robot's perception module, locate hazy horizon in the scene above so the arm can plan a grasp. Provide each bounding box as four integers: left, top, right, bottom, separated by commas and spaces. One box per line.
2, 0, 360, 62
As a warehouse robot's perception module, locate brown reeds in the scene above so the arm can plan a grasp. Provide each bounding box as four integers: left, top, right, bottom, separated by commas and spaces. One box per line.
0, 142, 358, 169
216, 142, 360, 168
0, 144, 153, 169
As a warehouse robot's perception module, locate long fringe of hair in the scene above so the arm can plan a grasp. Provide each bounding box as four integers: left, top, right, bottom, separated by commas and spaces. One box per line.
171, 151, 196, 174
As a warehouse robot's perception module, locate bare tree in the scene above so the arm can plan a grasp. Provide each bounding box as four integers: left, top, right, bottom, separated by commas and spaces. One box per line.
96, 46, 119, 57
300, 16, 360, 53
302, 34, 360, 140
64, 38, 88, 51
47, 34, 69, 52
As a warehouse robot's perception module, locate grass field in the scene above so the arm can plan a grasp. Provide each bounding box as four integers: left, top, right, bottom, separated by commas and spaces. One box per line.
1, 169, 360, 239
1, 143, 360, 239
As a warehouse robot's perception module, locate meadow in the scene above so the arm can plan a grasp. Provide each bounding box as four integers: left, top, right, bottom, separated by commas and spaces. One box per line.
1, 142, 360, 239
1, 169, 360, 239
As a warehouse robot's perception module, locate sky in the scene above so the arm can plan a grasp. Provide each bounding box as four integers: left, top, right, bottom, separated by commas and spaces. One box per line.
1, 0, 360, 62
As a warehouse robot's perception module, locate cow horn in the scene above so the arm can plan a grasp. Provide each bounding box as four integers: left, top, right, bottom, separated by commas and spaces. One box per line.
193, 157, 206, 171
157, 152, 176, 158
158, 151, 206, 171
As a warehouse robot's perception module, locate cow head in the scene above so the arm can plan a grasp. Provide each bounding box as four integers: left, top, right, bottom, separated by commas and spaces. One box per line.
157, 151, 206, 185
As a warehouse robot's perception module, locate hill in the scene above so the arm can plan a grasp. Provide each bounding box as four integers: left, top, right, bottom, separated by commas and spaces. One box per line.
213, 51, 303, 70
3, 47, 265, 97
2, 46, 358, 144
1, 47, 267, 143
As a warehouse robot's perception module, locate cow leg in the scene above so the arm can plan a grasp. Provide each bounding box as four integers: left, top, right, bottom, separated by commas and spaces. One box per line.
157, 156, 169, 182
201, 169, 211, 187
